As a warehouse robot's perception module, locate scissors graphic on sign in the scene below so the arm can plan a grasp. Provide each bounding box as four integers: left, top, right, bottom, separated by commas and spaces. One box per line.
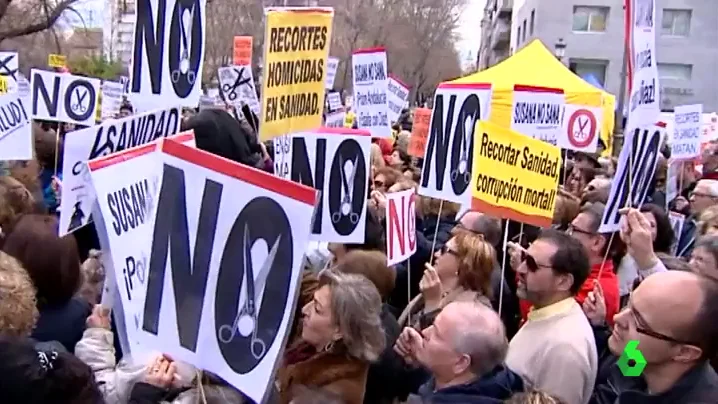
71, 88, 89, 113
171, 4, 196, 84
221, 67, 251, 101
450, 115, 475, 183
0, 54, 17, 81
218, 224, 280, 360
331, 156, 360, 224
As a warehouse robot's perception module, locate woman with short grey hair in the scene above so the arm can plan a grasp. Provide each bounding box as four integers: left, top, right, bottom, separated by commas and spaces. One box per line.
277, 270, 385, 404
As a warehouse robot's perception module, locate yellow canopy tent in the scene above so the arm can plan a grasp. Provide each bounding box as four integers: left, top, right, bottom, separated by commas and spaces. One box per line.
450, 40, 616, 155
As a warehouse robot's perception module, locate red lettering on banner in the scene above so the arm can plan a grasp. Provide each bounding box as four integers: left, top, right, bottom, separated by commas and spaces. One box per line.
387, 191, 417, 264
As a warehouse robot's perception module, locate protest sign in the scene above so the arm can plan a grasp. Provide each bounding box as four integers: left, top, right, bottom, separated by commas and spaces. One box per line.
471, 121, 561, 228
668, 211, 685, 256
325, 56, 339, 89
627, 0, 660, 126
558, 105, 602, 153
288, 127, 372, 243
599, 123, 665, 232
273, 135, 292, 179
0, 52, 19, 93
419, 82, 493, 205
352, 47, 390, 138
325, 111, 345, 128
386, 188, 416, 265
218, 65, 260, 116
233, 36, 253, 66
408, 107, 431, 158
387, 75, 410, 124
671, 104, 702, 160
327, 92, 342, 111
260, 7, 333, 141
101, 81, 124, 118
130, 0, 207, 108
137, 139, 316, 403
59, 107, 181, 235
511, 85, 565, 146
0, 76, 7, 94
48, 54, 66, 68
31, 69, 101, 126
0, 92, 32, 160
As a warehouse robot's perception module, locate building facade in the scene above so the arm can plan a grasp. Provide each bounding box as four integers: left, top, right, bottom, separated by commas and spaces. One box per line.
103, 0, 137, 67
478, 0, 513, 70
482, 0, 718, 112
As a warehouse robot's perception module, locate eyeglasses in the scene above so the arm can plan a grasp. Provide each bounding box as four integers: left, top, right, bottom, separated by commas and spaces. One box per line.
690, 191, 716, 199
441, 245, 459, 257
566, 225, 594, 236
630, 301, 698, 346
520, 250, 552, 272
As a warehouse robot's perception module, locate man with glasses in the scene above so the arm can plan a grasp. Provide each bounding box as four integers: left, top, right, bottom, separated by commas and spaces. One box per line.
676, 179, 718, 258
505, 229, 597, 404
591, 270, 718, 403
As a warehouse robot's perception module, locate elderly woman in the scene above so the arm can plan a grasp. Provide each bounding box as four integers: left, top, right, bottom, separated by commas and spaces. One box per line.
277, 271, 385, 404
397, 231, 495, 330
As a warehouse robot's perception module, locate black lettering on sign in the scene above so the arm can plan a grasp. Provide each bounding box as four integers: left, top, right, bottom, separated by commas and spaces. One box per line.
290, 137, 326, 234
602, 127, 661, 229
107, 179, 151, 236
327, 139, 367, 235
31, 71, 98, 122
132, 0, 203, 98
421, 92, 481, 195
32, 71, 61, 117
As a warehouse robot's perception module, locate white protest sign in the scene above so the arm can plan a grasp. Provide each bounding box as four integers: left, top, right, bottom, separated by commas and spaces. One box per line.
327, 92, 342, 111
288, 127, 372, 243
558, 105, 602, 153
130, 0, 207, 108
16, 72, 30, 99
0, 92, 32, 160
419, 82, 493, 205
59, 106, 181, 235
665, 159, 681, 209
273, 135, 292, 179
101, 81, 125, 119
325, 110, 345, 128
325, 56, 338, 89
352, 48, 390, 138
30, 69, 101, 126
668, 211, 685, 256
387, 76, 410, 124
671, 104, 702, 160
137, 139, 317, 404
88, 131, 195, 356
599, 123, 665, 232
511, 85, 565, 146
385, 188, 417, 266
628, 0, 660, 126
0, 52, 19, 93
218, 65, 260, 116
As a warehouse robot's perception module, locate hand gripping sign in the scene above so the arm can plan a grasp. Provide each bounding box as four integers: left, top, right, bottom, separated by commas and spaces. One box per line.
385, 188, 417, 266
135, 139, 317, 404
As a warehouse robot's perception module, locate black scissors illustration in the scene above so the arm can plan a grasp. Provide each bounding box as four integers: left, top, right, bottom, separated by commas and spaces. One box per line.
0, 54, 17, 81
221, 67, 251, 101
331, 156, 360, 224
218, 224, 280, 360
450, 115, 476, 183
171, 4, 196, 84
71, 88, 88, 113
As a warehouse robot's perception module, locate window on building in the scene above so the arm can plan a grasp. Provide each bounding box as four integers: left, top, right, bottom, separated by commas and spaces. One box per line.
530, 10, 535, 35
661, 9, 691, 36
522, 19, 527, 41
572, 6, 609, 32
517, 26, 522, 46
657, 63, 692, 80
569, 59, 608, 86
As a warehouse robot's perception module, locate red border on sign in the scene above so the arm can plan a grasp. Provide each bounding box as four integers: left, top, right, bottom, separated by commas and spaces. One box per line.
438, 82, 492, 90
567, 109, 597, 149
471, 198, 552, 228
513, 84, 564, 94
353, 47, 386, 55
162, 139, 317, 206
310, 127, 372, 136
389, 74, 410, 89
88, 130, 195, 171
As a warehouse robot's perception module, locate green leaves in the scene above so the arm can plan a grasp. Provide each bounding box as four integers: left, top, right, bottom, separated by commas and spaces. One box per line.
618, 340, 647, 377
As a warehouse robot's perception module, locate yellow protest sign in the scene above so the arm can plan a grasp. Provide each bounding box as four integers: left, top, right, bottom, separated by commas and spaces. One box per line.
48, 54, 66, 68
0, 76, 7, 94
471, 120, 562, 228
260, 7, 333, 141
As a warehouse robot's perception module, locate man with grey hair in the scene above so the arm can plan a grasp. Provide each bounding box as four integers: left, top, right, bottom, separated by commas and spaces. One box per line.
395, 301, 524, 402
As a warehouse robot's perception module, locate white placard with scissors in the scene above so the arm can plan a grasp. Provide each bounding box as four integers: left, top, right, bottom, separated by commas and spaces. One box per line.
218, 65, 260, 116
29, 69, 100, 126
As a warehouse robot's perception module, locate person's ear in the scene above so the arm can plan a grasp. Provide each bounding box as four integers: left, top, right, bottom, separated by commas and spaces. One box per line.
674, 344, 703, 363
556, 273, 575, 293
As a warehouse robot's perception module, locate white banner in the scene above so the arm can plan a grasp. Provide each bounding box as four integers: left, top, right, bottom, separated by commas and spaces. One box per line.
385, 188, 417, 266
101, 81, 124, 119
325, 56, 338, 89
0, 92, 32, 160
327, 91, 342, 111
273, 135, 292, 180
387, 76, 410, 124
628, 0, 660, 126
558, 105, 602, 153
510, 85, 565, 146
419, 83, 493, 205
0, 52, 19, 93
136, 139, 317, 404
218, 65, 260, 116
352, 48, 390, 138
30, 69, 101, 126
59, 107, 181, 235
671, 104, 702, 160
325, 110, 345, 128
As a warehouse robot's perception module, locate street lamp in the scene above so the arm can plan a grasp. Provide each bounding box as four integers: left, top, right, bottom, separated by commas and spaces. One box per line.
554, 38, 567, 61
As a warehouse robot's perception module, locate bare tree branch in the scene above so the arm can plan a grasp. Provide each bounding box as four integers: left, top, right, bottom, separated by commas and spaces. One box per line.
0, 0, 78, 42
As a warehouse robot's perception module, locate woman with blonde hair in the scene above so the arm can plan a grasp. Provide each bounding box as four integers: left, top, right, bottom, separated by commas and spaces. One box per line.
277, 271, 385, 404
0, 176, 37, 243
0, 251, 38, 338
698, 205, 718, 237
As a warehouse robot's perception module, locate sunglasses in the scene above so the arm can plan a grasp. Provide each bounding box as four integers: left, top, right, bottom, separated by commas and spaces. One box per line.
521, 250, 551, 272
373, 180, 385, 188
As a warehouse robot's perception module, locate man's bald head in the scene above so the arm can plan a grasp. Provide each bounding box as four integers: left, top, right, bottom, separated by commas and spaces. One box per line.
457, 211, 502, 248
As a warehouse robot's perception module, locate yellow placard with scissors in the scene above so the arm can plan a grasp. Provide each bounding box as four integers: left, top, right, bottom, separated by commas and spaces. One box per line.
48, 54, 67, 68
259, 7, 334, 142
471, 120, 562, 228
